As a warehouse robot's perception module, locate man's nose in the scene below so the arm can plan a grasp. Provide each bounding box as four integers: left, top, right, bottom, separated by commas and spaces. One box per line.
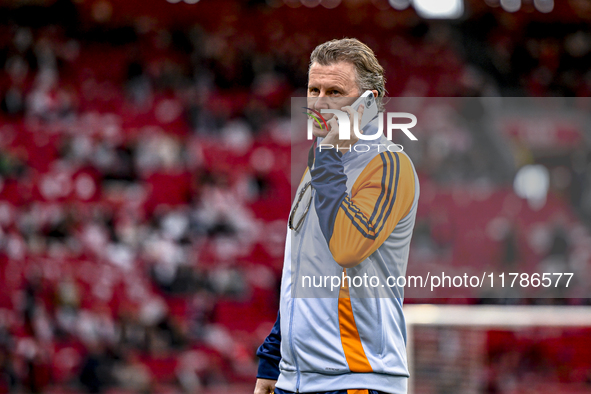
313, 94, 330, 110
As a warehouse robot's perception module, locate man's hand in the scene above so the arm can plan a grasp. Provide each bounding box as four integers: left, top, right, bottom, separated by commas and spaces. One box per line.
321, 104, 365, 154
254, 378, 277, 394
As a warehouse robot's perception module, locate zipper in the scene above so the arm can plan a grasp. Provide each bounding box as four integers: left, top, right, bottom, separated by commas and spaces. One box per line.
376, 295, 383, 356
289, 189, 312, 393
366, 256, 383, 357
288, 286, 300, 392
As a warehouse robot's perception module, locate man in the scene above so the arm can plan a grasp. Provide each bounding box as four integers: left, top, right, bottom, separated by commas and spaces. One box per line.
254, 38, 419, 394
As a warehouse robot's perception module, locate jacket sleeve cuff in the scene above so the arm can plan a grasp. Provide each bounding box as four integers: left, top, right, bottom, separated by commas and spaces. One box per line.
256, 356, 280, 380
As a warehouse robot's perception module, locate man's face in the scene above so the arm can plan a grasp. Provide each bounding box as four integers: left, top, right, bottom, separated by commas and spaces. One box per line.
307, 61, 360, 138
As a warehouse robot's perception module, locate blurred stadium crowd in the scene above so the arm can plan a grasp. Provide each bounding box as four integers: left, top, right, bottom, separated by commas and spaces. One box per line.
0, 0, 590, 392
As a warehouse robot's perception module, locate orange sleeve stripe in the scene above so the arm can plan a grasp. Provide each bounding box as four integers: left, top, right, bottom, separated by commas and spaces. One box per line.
338, 269, 373, 373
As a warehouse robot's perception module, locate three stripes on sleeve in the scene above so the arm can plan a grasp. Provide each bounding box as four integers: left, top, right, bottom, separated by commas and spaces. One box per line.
311, 148, 415, 268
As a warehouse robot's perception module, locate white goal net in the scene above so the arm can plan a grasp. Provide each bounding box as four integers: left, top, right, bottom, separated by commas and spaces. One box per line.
404, 304, 591, 394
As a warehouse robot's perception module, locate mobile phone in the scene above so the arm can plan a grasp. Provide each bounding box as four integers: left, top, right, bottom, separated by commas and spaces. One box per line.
351, 90, 378, 130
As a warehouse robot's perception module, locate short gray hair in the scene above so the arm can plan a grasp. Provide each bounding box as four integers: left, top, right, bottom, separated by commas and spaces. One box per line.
309, 38, 387, 111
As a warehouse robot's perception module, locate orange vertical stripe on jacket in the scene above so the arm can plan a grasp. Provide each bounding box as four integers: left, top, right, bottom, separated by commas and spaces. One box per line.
338, 269, 373, 373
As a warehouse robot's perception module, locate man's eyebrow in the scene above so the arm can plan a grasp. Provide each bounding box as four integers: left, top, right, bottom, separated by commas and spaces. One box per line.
307, 83, 346, 92
325, 85, 345, 92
